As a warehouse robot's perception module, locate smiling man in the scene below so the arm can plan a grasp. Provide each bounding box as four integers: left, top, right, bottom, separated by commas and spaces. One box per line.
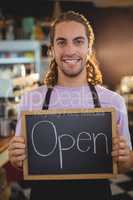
9, 11, 133, 200
53, 21, 88, 80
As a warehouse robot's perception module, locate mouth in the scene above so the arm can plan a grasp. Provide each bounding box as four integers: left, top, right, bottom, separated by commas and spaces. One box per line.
62, 58, 81, 65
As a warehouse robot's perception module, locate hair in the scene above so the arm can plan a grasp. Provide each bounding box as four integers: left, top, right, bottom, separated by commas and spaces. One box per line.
44, 11, 102, 86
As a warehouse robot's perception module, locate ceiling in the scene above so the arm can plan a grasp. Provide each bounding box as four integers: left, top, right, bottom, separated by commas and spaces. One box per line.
1, 0, 133, 18
91, 0, 133, 7
1, 0, 133, 8
55, 0, 133, 7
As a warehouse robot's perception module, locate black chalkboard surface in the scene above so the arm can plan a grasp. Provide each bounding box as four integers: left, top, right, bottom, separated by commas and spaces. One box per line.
22, 108, 117, 180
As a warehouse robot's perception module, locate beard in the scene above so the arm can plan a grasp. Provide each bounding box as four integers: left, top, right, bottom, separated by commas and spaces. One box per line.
58, 59, 86, 78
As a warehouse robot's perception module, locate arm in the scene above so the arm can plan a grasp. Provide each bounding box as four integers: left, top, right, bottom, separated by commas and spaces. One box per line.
8, 93, 27, 169
112, 135, 133, 173
8, 136, 26, 169
111, 94, 133, 173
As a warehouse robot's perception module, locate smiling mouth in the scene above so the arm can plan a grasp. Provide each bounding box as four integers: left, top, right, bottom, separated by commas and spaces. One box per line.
62, 59, 81, 64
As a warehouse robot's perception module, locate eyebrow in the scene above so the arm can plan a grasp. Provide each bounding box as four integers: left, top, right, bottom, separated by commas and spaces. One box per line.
55, 37, 66, 42
55, 36, 86, 42
73, 36, 86, 41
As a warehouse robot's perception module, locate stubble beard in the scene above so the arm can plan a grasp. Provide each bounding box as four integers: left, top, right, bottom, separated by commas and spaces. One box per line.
59, 60, 85, 78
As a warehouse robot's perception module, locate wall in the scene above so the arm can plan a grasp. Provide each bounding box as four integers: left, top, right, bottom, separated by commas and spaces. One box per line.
94, 7, 133, 89
0, 3, 133, 89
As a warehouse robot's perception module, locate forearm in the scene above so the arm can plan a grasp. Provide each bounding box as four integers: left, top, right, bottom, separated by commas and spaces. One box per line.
118, 150, 133, 173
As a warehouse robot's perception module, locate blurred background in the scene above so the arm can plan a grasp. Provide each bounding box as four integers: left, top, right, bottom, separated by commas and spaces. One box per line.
0, 1, 133, 200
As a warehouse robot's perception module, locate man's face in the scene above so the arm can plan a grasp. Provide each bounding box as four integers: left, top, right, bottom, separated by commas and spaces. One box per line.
52, 21, 89, 78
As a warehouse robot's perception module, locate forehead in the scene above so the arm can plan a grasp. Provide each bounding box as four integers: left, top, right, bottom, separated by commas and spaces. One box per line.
54, 21, 87, 39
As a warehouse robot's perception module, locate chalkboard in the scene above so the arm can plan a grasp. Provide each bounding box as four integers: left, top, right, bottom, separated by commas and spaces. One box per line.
22, 108, 117, 180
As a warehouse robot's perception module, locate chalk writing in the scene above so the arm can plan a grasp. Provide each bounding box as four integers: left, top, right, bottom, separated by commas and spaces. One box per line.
31, 120, 109, 169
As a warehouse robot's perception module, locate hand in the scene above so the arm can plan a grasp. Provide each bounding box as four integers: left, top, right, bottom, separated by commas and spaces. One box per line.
8, 136, 26, 169
112, 135, 130, 163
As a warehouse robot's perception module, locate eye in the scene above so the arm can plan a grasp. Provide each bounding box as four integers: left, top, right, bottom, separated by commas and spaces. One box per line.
57, 40, 66, 47
74, 39, 84, 46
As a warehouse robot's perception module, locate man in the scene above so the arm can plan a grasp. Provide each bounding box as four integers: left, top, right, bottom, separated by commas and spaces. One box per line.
9, 11, 133, 200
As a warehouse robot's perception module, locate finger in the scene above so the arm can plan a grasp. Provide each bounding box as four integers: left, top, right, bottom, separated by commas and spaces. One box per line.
112, 143, 119, 151
9, 149, 26, 158
9, 137, 26, 148
118, 149, 129, 156
112, 137, 128, 150
11, 154, 26, 163
9, 142, 26, 151
118, 155, 130, 162
112, 150, 119, 157
119, 136, 127, 142
112, 153, 128, 163
11, 136, 25, 143
112, 154, 118, 162
119, 144, 129, 152
9, 137, 25, 147
112, 137, 120, 145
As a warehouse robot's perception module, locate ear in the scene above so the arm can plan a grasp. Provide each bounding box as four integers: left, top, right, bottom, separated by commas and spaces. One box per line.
48, 46, 55, 58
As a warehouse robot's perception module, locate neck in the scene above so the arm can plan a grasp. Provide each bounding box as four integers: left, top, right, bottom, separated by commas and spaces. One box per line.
57, 70, 88, 87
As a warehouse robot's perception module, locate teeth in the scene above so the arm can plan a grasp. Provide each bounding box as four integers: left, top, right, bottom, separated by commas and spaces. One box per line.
63, 59, 79, 64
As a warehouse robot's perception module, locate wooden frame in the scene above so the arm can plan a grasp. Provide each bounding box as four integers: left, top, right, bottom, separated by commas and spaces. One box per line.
22, 107, 117, 180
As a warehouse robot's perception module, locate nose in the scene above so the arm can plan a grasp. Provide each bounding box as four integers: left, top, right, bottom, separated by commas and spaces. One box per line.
63, 42, 77, 55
